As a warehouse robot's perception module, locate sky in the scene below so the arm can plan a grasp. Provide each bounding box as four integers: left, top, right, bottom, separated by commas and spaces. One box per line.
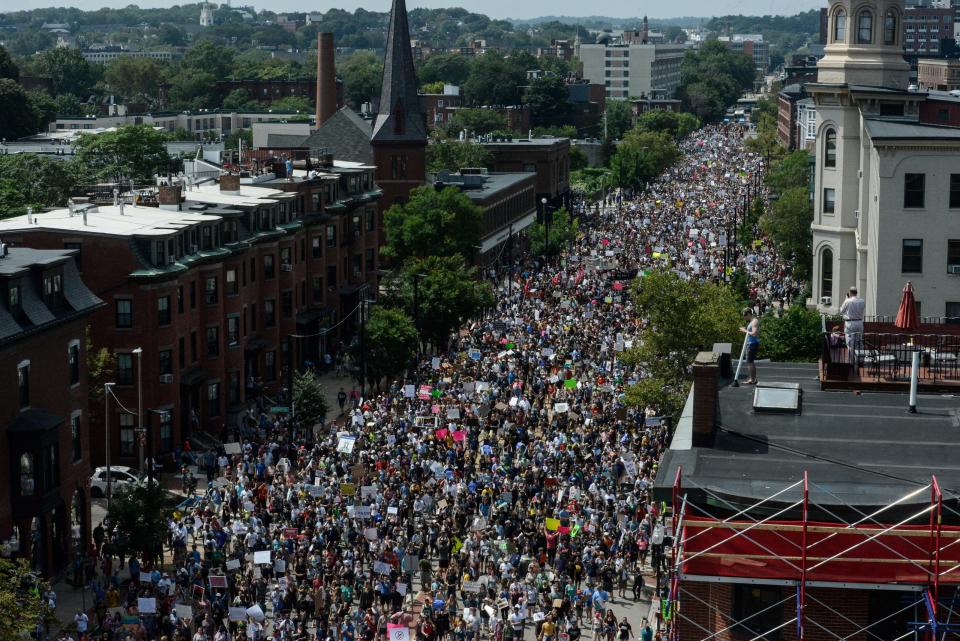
10, 0, 827, 20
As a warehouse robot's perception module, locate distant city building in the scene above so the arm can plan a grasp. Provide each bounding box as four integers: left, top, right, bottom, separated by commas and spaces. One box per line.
537, 39, 575, 61
81, 48, 182, 64
420, 85, 463, 129
200, 3, 214, 27
718, 34, 770, 73
776, 83, 807, 150
903, 3, 954, 58
576, 38, 687, 100
918, 57, 960, 90
480, 136, 571, 211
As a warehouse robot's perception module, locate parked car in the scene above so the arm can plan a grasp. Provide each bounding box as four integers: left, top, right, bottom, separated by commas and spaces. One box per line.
89, 466, 141, 497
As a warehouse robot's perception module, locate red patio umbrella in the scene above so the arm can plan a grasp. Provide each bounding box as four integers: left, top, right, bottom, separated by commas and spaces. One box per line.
894, 282, 919, 331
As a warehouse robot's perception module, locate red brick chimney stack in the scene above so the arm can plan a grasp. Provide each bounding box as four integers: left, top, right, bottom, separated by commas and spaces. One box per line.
316, 33, 337, 128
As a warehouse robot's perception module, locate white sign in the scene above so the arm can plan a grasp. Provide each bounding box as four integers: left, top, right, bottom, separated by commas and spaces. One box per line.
228, 607, 247, 622
361, 485, 377, 499
363, 527, 379, 541
253, 550, 271, 565
389, 627, 410, 641
387, 506, 399, 515
373, 561, 392, 575
175, 604, 193, 620
353, 505, 372, 519
223, 442, 242, 454
246, 604, 266, 622
337, 435, 357, 454
137, 598, 157, 614
403, 385, 415, 398
554, 403, 569, 413
432, 357, 441, 370
462, 580, 485, 593
396, 582, 408, 596
226, 559, 241, 571
274, 559, 286, 573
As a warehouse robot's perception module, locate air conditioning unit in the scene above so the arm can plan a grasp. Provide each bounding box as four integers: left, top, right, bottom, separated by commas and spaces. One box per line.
160, 374, 173, 384
949, 265, 960, 274
281, 264, 293, 272
821, 296, 832, 306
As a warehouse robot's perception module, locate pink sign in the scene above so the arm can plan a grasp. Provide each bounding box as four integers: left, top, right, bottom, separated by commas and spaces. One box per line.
418, 385, 432, 400
435, 428, 449, 440
431, 404, 440, 414
452, 430, 466, 442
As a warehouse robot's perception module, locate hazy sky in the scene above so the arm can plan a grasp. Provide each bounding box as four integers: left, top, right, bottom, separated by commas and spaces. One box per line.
11, 0, 826, 20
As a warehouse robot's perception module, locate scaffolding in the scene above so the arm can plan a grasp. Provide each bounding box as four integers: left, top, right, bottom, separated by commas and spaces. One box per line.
666, 468, 960, 641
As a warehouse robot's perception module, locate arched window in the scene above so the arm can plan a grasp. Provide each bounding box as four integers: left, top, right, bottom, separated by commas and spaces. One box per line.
884, 10, 897, 45
834, 9, 847, 42
821, 248, 834, 302
20, 453, 34, 496
857, 11, 873, 44
825, 129, 837, 167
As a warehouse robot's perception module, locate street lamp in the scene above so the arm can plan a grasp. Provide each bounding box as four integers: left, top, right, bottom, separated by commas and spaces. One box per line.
147, 409, 169, 487
132, 347, 144, 477
104, 382, 115, 511
540, 198, 553, 265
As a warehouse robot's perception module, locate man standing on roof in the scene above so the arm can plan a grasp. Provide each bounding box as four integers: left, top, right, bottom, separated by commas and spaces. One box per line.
840, 286, 865, 363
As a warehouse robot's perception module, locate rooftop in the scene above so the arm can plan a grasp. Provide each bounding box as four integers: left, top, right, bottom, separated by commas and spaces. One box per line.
655, 362, 960, 514
434, 172, 536, 202
864, 118, 960, 141
0, 248, 77, 276
0, 205, 223, 238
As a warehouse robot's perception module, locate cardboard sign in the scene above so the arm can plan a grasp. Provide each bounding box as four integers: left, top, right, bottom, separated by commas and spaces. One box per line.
361, 485, 377, 499
337, 435, 357, 454
246, 604, 265, 622
462, 580, 485, 593
452, 430, 466, 442
354, 505, 372, 519
253, 550, 271, 565
283, 527, 298, 539
226, 559, 241, 571
373, 561, 392, 575
175, 604, 193, 620
137, 598, 157, 614
388, 624, 410, 641
396, 582, 408, 596
403, 385, 415, 398
209, 575, 228, 589
224, 442, 242, 455
228, 607, 247, 622
545, 518, 560, 531
554, 403, 569, 413
468, 349, 482, 361
340, 483, 356, 496
139, 572, 152, 583
274, 559, 286, 573
387, 506, 399, 515
363, 527, 379, 541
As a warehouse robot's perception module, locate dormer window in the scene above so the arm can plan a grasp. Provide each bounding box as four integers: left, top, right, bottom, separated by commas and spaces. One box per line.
8, 283, 21, 318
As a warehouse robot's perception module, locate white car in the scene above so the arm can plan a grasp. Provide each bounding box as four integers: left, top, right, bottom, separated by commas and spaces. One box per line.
90, 466, 141, 497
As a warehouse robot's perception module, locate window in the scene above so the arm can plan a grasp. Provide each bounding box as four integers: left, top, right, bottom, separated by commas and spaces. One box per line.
117, 353, 133, 385
155, 240, 166, 265
366, 210, 376, 232
119, 413, 135, 456
313, 277, 323, 301
282, 291, 293, 318
281, 247, 292, 267
227, 269, 238, 295
18, 361, 30, 408
904, 173, 925, 208
391, 155, 408, 179
820, 248, 834, 302
824, 130, 837, 167
264, 254, 275, 278
250, 303, 257, 332
250, 258, 256, 283
159, 349, 173, 376
312, 236, 322, 258
228, 370, 241, 404
946, 302, 960, 324
823, 188, 836, 214
159, 411, 172, 452
884, 10, 898, 45
68, 341, 80, 385
116, 299, 133, 328
8, 284, 20, 316
205, 276, 218, 304
177, 286, 184, 313
732, 585, 784, 639
857, 11, 873, 43
265, 350, 277, 381
949, 240, 960, 270
71, 412, 82, 462
20, 453, 34, 496
208, 382, 221, 417
265, 299, 276, 327
950, 175, 960, 208
326, 224, 337, 247
902, 239, 923, 273
179, 337, 185, 366
206, 326, 219, 357
327, 265, 337, 289
157, 295, 171, 325
227, 316, 240, 347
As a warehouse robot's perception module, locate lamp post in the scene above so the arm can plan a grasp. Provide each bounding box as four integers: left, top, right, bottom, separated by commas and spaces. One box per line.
104, 382, 115, 511
540, 198, 553, 266
132, 347, 143, 477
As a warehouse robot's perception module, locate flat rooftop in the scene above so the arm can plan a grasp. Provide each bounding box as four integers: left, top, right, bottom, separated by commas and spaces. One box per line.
0, 205, 222, 237
0, 248, 76, 275
655, 362, 960, 514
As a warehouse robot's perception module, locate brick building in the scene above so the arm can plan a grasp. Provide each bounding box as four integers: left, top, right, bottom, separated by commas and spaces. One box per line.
0, 247, 102, 576
918, 57, 960, 90
480, 137, 572, 211
0, 166, 380, 469
777, 83, 808, 150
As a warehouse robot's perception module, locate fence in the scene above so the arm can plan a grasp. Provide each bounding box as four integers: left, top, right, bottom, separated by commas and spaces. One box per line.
822, 330, 960, 382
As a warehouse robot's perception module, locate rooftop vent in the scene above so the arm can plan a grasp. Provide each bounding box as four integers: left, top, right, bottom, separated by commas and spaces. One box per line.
752, 382, 802, 414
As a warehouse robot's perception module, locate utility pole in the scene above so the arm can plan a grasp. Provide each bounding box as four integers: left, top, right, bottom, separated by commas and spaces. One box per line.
507, 223, 514, 296
132, 347, 143, 476
359, 299, 368, 400
286, 335, 294, 410
105, 382, 115, 511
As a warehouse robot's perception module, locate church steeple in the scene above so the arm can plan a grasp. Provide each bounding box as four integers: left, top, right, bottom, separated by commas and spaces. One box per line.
817, 0, 909, 88
372, 0, 426, 143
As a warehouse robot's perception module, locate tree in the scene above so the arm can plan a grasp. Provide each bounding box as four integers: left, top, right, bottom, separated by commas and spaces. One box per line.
0, 44, 19, 81
761, 186, 813, 280
0, 557, 56, 641
222, 88, 259, 111
181, 40, 236, 78
386, 255, 494, 349
677, 41, 755, 122
86, 325, 114, 458
744, 111, 785, 163
524, 75, 573, 128
418, 52, 473, 86
570, 146, 589, 170
271, 96, 313, 113
426, 140, 492, 173
609, 130, 680, 190
759, 305, 823, 362
442, 108, 508, 137
634, 110, 700, 140
105, 483, 170, 563
0, 154, 81, 218
622, 270, 742, 419
26, 89, 58, 132
73, 124, 171, 184
421, 80, 445, 94
104, 56, 168, 105
604, 100, 633, 140
293, 370, 329, 429
224, 128, 253, 153
339, 51, 382, 108
383, 185, 484, 264
765, 149, 810, 195
0, 79, 41, 140
33, 47, 98, 97
165, 69, 218, 111
351, 307, 417, 391
530, 207, 578, 257
463, 51, 526, 106
157, 23, 187, 47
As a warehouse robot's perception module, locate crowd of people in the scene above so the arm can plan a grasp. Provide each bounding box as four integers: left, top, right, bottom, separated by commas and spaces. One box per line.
64, 124, 799, 641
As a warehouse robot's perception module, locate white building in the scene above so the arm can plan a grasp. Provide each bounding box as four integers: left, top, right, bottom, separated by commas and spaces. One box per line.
200, 3, 214, 27
81, 49, 181, 64
576, 40, 687, 100
796, 98, 818, 149
810, 0, 960, 318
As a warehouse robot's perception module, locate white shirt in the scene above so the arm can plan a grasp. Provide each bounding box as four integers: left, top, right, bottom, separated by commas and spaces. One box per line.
840, 296, 866, 322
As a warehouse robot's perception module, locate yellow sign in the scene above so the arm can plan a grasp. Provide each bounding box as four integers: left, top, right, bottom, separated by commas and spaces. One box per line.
340, 483, 356, 496
545, 518, 560, 531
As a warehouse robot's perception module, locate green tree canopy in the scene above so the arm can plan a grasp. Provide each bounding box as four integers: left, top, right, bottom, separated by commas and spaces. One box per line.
293, 370, 329, 429
222, 88, 259, 111
105, 482, 170, 563
0, 44, 19, 82
609, 130, 680, 190
677, 40, 755, 122
339, 51, 382, 108
744, 111, 786, 163
442, 108, 509, 137
524, 75, 573, 128
386, 255, 494, 349
352, 306, 418, 391
383, 185, 484, 263
73, 124, 171, 184
0, 154, 82, 217
0, 79, 43, 141
634, 110, 700, 140
0, 558, 56, 641
104, 55, 168, 105
164, 68, 218, 111
181, 40, 236, 78
530, 207, 578, 258
418, 53, 473, 86
765, 149, 811, 195
32, 47, 99, 97
604, 99, 633, 141
463, 51, 527, 106
761, 186, 813, 280
760, 305, 823, 362
426, 140, 492, 173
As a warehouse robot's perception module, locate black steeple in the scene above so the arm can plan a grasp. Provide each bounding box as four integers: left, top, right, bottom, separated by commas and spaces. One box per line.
371, 0, 426, 144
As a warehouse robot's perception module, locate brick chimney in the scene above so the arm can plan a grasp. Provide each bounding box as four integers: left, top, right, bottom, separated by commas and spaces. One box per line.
691, 351, 720, 447
220, 174, 240, 194
316, 33, 337, 128
158, 185, 182, 211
